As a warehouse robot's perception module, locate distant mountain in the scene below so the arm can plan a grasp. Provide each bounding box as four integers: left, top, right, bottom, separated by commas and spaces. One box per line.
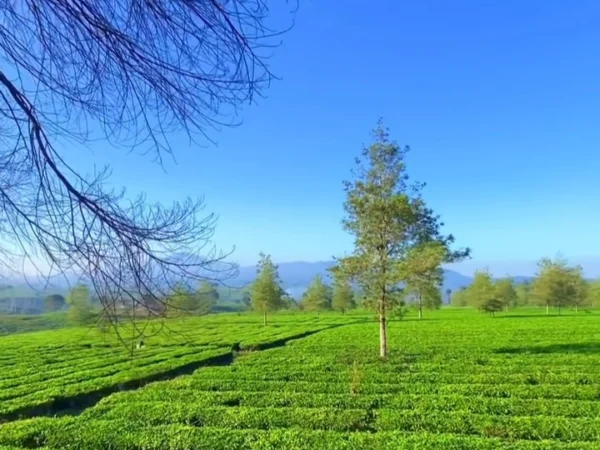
231, 260, 533, 302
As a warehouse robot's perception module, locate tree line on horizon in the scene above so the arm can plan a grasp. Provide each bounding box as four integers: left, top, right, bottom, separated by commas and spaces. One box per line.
451, 257, 600, 315
44, 281, 222, 327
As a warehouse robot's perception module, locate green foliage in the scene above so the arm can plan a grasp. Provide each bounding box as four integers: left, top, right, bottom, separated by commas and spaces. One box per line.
451, 287, 470, 307
334, 121, 468, 355
241, 290, 252, 310
196, 281, 220, 315
494, 278, 518, 310
301, 275, 331, 312
166, 284, 200, 317
0, 312, 69, 335
281, 293, 298, 310
249, 253, 285, 324
44, 294, 66, 312
3, 311, 600, 448
331, 279, 356, 313
419, 283, 443, 310
514, 282, 531, 307
467, 270, 502, 315
67, 285, 94, 325
400, 241, 447, 316
587, 280, 600, 308
531, 257, 587, 313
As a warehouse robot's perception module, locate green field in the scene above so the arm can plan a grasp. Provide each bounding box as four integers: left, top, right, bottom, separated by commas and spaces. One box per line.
2, 309, 600, 449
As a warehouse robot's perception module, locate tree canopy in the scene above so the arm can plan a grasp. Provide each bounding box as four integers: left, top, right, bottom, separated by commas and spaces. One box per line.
531, 257, 587, 314
334, 121, 469, 357
302, 275, 331, 313
249, 253, 285, 325
331, 275, 356, 313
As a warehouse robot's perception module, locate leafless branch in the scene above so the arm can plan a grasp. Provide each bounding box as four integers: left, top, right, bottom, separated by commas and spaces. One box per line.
0, 0, 294, 345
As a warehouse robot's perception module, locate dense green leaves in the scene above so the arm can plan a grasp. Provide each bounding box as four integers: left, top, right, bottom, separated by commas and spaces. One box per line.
302, 275, 331, 313
2, 311, 600, 449
531, 257, 587, 314
331, 279, 355, 313
249, 253, 286, 325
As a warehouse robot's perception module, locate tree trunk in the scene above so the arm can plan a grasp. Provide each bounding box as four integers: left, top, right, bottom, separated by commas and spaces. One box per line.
418, 291, 422, 320
546, 304, 549, 315
263, 310, 267, 326
505, 305, 508, 313
379, 298, 387, 359
379, 312, 387, 359
575, 305, 578, 313
558, 303, 561, 316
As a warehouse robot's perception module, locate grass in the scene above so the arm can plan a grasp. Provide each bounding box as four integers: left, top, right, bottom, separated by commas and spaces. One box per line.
1, 308, 600, 448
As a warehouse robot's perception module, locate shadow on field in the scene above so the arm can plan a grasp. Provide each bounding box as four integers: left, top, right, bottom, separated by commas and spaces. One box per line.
495, 342, 600, 354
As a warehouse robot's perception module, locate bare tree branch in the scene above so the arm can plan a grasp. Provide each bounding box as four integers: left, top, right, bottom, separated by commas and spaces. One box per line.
0, 0, 293, 345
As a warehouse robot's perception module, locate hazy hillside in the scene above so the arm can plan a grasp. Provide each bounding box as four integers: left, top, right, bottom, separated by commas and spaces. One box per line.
232, 260, 529, 302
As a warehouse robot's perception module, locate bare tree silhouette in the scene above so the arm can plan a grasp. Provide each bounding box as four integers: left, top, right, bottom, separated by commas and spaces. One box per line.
0, 0, 293, 343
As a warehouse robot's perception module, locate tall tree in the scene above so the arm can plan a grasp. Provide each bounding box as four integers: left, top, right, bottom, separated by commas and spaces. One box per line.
302, 275, 331, 315
249, 253, 284, 326
495, 278, 518, 312
334, 121, 469, 358
44, 294, 66, 312
531, 257, 586, 315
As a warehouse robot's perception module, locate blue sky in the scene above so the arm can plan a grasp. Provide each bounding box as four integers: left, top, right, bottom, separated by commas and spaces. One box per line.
63, 1, 600, 277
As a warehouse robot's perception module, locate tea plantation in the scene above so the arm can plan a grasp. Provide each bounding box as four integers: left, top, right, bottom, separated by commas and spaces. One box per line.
2, 309, 600, 449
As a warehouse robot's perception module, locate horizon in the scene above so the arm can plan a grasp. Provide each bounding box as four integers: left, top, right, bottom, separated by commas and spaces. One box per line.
234, 256, 600, 279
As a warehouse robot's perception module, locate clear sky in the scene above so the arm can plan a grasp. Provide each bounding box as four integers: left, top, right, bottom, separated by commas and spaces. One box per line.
63, 0, 600, 277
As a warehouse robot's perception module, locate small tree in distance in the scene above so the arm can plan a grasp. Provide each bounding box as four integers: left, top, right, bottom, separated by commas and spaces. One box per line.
400, 241, 446, 320
67, 285, 94, 325
302, 275, 331, 316
531, 257, 586, 315
249, 253, 284, 326
196, 281, 219, 315
166, 283, 200, 317
330, 274, 356, 314
451, 287, 470, 307
495, 278, 518, 312
515, 282, 531, 307
469, 270, 502, 316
